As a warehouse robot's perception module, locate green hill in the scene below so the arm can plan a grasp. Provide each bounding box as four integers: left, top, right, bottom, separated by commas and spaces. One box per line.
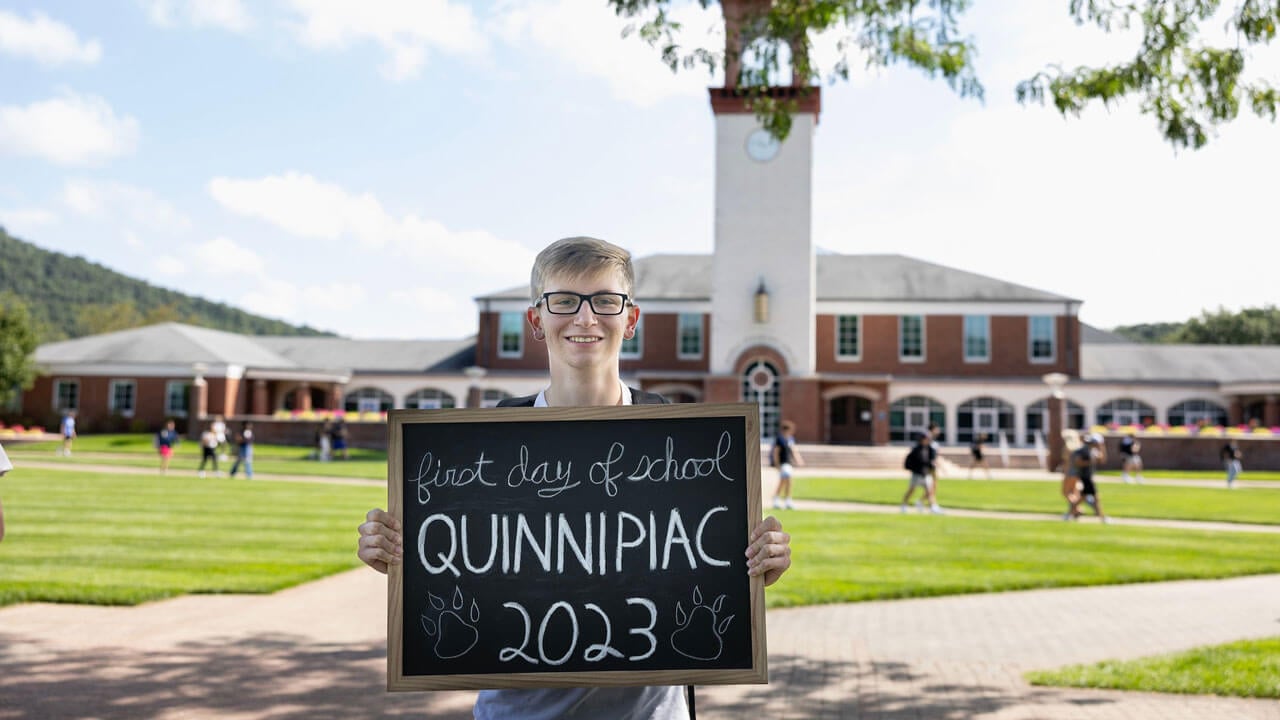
0, 227, 335, 341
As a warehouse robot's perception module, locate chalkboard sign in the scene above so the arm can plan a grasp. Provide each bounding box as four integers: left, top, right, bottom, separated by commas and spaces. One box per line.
386, 402, 766, 691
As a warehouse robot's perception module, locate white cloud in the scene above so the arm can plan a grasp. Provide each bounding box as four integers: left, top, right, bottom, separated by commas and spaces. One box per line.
0, 92, 139, 166
0, 9, 102, 65
282, 0, 485, 81
240, 278, 300, 321
62, 179, 191, 232
153, 255, 186, 276
142, 0, 252, 32
194, 236, 266, 276
207, 172, 534, 272
493, 0, 721, 106
302, 281, 367, 312
124, 231, 143, 248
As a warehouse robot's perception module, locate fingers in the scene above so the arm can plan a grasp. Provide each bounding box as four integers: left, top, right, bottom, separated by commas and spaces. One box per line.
745, 515, 791, 587
357, 507, 403, 574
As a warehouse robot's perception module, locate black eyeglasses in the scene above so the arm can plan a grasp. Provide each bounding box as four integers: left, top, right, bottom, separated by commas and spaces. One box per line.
536, 291, 631, 315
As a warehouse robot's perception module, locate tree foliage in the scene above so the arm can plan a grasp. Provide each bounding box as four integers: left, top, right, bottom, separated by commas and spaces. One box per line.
0, 293, 40, 408
0, 228, 334, 342
1112, 306, 1280, 343
609, 0, 1279, 149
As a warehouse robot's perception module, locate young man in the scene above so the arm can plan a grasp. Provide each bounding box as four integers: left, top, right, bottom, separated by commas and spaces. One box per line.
357, 237, 792, 719
900, 432, 939, 513
197, 426, 220, 478
968, 432, 992, 480
59, 410, 76, 456
771, 419, 805, 509
1064, 433, 1109, 522
1222, 440, 1242, 488
155, 419, 179, 474
229, 421, 254, 479
1119, 432, 1144, 484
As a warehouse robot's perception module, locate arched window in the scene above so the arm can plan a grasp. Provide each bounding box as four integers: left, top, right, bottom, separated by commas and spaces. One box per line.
344, 387, 394, 413
405, 388, 457, 410
481, 389, 512, 408
742, 360, 781, 439
1167, 399, 1227, 427
1025, 397, 1085, 444
889, 396, 945, 443
1095, 398, 1156, 427
956, 396, 1015, 445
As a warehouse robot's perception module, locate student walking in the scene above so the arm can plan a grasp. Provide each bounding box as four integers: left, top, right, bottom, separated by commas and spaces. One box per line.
771, 419, 805, 509
968, 432, 992, 480
1064, 433, 1109, 523
1222, 440, 1243, 488
901, 432, 942, 514
155, 419, 179, 474
229, 422, 254, 479
1119, 432, 1144, 484
197, 427, 220, 478
58, 410, 76, 456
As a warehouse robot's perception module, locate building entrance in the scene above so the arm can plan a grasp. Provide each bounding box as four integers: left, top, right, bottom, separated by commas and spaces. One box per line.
829, 396, 873, 444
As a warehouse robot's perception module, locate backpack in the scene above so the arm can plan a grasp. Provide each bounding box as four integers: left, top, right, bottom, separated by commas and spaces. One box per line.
904, 447, 922, 473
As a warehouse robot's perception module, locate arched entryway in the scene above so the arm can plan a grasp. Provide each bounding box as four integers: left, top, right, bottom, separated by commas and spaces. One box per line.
826, 388, 880, 445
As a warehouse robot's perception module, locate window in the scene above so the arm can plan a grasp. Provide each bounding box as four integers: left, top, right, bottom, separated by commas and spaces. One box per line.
1029, 316, 1055, 361
742, 360, 780, 439
110, 380, 137, 417
677, 313, 703, 358
963, 315, 989, 362
404, 388, 456, 410
899, 315, 925, 361
1167, 399, 1228, 427
956, 396, 1014, 444
480, 389, 512, 408
498, 312, 523, 358
53, 380, 79, 411
1025, 397, 1086, 444
1095, 398, 1156, 427
889, 395, 944, 443
836, 315, 860, 360
344, 387, 394, 413
620, 315, 643, 359
165, 381, 190, 417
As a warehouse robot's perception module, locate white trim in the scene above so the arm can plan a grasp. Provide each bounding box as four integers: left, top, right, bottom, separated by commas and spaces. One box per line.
676, 313, 704, 360
52, 378, 79, 411
822, 300, 1078, 316
899, 315, 926, 363
963, 314, 990, 363
497, 311, 524, 359
109, 379, 137, 418
1028, 315, 1056, 364
164, 380, 190, 418
242, 368, 351, 383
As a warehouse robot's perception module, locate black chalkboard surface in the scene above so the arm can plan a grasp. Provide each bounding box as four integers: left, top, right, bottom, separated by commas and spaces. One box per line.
386, 402, 766, 691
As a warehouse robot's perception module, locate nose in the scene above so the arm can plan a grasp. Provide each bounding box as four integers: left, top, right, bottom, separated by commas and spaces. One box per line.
573, 300, 598, 326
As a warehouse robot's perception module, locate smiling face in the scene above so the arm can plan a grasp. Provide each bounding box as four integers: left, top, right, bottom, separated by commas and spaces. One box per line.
527, 268, 640, 374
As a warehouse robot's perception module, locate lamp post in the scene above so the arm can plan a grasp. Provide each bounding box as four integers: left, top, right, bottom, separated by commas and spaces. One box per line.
1042, 372, 1068, 472
753, 278, 769, 324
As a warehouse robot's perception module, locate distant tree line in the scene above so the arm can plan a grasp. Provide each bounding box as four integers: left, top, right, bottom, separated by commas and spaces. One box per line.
0, 228, 334, 342
1112, 306, 1280, 345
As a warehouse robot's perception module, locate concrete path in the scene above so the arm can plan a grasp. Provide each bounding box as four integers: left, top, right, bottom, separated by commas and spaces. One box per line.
2, 463, 1278, 718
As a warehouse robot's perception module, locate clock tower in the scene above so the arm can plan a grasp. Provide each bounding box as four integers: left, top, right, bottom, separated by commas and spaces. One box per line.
708, 0, 821, 422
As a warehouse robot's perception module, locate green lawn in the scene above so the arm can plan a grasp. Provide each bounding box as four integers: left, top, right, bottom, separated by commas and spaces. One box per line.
1097, 469, 1280, 482
797, 477, 1280, 525
0, 467, 385, 606
6, 433, 389, 480
1027, 636, 1280, 698
765, 510, 1280, 608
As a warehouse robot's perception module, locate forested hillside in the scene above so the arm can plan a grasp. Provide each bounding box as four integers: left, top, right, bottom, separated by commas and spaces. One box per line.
1112, 307, 1280, 345
0, 228, 334, 341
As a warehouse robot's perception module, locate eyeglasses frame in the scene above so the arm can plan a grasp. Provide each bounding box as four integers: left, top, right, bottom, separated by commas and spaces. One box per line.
534, 291, 633, 316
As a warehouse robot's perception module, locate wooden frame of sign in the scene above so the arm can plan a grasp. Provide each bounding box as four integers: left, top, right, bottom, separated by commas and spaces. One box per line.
386, 402, 766, 691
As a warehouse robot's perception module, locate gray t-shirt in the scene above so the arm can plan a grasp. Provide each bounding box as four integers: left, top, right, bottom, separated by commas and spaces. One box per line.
474, 686, 687, 720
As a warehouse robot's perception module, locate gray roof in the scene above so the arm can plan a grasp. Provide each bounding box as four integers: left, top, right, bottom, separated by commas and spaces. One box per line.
1080, 324, 1132, 344
255, 336, 475, 373
36, 323, 298, 368
1081, 343, 1280, 383
479, 253, 1078, 304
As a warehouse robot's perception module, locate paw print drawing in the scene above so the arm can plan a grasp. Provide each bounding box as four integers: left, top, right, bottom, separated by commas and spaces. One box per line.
670, 586, 734, 661
421, 586, 480, 659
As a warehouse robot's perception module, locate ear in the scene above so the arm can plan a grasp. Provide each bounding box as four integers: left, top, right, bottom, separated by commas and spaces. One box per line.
623, 304, 640, 339
526, 306, 545, 341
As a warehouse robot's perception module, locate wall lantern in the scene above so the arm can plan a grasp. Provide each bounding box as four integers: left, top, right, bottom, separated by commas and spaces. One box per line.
753, 277, 769, 324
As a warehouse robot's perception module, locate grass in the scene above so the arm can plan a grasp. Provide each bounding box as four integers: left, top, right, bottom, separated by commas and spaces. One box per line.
1097, 469, 1280, 482
1026, 636, 1280, 698
6, 433, 389, 480
797, 477, 1280, 525
763, 510, 1280, 608
0, 467, 385, 606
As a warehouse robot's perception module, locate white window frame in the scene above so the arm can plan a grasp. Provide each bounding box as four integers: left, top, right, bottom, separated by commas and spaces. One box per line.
899, 315, 925, 362
109, 379, 137, 417
164, 381, 190, 417
405, 388, 456, 410
1029, 315, 1056, 363
498, 311, 524, 358
836, 314, 861, 361
620, 314, 643, 359
677, 313, 703, 359
53, 379, 80, 412
963, 315, 990, 363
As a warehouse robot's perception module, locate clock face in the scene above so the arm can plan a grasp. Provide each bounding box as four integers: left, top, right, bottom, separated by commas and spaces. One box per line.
745, 128, 781, 162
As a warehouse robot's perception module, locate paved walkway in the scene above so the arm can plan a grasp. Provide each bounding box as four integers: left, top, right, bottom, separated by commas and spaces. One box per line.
2, 463, 1279, 718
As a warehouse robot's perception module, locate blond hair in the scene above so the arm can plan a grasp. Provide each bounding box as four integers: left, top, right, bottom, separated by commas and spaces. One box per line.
530, 237, 635, 304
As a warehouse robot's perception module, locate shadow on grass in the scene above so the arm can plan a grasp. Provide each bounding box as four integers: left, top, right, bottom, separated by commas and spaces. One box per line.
0, 633, 473, 719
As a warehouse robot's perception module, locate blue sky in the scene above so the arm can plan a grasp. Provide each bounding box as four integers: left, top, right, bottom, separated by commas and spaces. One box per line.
2, 1, 1277, 340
